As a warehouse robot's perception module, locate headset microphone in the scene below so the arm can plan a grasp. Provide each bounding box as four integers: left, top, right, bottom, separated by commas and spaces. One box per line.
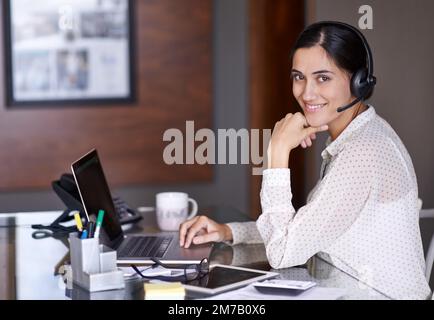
310, 22, 377, 113
336, 96, 363, 113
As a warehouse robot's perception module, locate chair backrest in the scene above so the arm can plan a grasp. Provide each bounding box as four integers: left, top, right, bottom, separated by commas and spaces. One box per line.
420, 208, 434, 284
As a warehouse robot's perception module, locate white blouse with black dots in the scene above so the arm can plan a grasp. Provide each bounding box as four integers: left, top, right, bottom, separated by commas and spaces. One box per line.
227, 106, 432, 300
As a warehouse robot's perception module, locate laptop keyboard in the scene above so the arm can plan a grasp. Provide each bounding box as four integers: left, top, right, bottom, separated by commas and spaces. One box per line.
119, 236, 172, 258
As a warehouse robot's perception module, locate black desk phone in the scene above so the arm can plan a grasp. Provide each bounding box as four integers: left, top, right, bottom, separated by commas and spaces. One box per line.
52, 173, 142, 225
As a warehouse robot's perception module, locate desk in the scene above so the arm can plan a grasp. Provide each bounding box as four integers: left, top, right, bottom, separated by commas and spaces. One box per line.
0, 207, 388, 300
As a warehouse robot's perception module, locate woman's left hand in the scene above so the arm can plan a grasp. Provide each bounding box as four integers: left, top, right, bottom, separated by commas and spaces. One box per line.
268, 112, 328, 168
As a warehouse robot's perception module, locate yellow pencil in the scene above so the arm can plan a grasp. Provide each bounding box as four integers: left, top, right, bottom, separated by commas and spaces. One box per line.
73, 211, 83, 232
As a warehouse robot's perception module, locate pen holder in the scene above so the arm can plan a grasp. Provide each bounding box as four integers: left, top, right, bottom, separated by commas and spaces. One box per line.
69, 233, 125, 292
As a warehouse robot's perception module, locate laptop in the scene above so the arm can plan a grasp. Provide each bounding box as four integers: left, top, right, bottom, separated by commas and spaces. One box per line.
71, 149, 213, 265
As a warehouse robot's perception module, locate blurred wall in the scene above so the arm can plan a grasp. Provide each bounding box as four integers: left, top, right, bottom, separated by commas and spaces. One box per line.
0, 0, 249, 214
0, 0, 213, 190
305, 0, 434, 209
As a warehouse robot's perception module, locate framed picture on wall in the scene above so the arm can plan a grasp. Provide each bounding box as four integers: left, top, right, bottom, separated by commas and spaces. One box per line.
3, 0, 135, 107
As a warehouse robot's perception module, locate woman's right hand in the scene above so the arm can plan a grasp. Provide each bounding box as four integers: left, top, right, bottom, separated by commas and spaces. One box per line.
179, 216, 232, 248
300, 132, 317, 149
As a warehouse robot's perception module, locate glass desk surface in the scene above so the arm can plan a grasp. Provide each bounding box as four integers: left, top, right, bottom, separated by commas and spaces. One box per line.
0, 207, 388, 300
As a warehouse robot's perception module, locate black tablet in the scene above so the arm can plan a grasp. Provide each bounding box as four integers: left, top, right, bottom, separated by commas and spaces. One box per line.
183, 264, 279, 296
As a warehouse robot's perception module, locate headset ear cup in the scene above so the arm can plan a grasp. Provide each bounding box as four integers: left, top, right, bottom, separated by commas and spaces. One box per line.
350, 68, 369, 99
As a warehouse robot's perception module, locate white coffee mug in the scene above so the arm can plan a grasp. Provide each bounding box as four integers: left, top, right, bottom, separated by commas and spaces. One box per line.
156, 192, 198, 231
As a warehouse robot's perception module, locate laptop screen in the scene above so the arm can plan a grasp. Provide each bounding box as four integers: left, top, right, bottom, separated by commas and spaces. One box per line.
71, 149, 123, 243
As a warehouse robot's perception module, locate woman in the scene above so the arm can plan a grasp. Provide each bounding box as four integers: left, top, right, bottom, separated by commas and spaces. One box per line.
179, 21, 432, 300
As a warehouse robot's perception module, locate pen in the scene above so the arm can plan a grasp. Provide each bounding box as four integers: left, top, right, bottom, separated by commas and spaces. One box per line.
94, 210, 105, 239
87, 222, 95, 238
73, 211, 83, 232
80, 229, 88, 239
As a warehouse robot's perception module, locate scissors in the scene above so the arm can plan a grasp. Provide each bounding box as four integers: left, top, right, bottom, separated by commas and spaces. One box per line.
31, 224, 76, 240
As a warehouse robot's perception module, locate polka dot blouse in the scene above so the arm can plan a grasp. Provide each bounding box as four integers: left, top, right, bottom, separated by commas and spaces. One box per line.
227, 106, 432, 300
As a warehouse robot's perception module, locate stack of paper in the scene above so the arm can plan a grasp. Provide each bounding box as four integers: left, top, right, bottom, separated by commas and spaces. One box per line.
144, 282, 185, 300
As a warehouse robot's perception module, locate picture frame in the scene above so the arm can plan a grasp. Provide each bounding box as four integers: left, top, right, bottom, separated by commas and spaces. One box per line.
3, 0, 135, 107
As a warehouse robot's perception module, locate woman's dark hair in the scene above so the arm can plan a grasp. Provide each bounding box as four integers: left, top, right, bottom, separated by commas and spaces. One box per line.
292, 21, 373, 99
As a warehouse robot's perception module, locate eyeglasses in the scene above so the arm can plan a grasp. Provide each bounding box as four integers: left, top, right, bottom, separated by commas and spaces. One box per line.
131, 257, 209, 283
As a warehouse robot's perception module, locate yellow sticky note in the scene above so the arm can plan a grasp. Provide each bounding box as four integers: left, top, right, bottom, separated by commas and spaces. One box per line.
144, 282, 185, 300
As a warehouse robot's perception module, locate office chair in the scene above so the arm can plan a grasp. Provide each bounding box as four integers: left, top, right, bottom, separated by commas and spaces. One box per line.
419, 208, 434, 285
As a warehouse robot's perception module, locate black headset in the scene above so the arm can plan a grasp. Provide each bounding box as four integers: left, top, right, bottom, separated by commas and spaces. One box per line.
306, 21, 377, 113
